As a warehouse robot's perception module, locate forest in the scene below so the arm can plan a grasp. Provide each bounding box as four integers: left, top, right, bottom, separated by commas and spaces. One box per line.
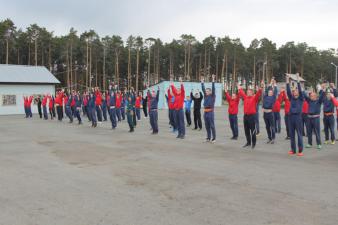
1, 18, 337, 91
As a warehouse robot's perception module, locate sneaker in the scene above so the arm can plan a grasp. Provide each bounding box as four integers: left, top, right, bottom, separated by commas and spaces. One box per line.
211, 139, 216, 144
242, 143, 250, 148
176, 135, 181, 138
288, 150, 295, 155
180, 136, 185, 139
317, 145, 322, 150
285, 136, 290, 140
251, 144, 256, 149
270, 140, 275, 144
324, 140, 329, 144
198, 128, 202, 131
331, 141, 335, 145
297, 152, 304, 156
305, 144, 312, 148
256, 133, 260, 137
266, 140, 272, 144
204, 138, 210, 143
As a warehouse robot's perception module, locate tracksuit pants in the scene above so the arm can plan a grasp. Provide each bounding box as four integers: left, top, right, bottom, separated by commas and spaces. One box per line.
169, 109, 176, 130
204, 111, 216, 140
143, 105, 148, 117
290, 114, 303, 153
274, 112, 281, 133
284, 114, 290, 138
229, 114, 238, 138
185, 110, 191, 126
65, 106, 73, 122
244, 114, 256, 146
127, 110, 134, 130
323, 115, 335, 141
193, 109, 202, 129
307, 116, 321, 146
56, 105, 62, 121
96, 105, 102, 122
109, 107, 117, 128
74, 108, 82, 123
264, 112, 275, 141
90, 107, 97, 126
302, 113, 309, 136
121, 107, 125, 120
102, 106, 107, 121
149, 109, 159, 133
116, 108, 121, 121
43, 106, 48, 120
176, 109, 185, 137
255, 112, 260, 134
136, 108, 141, 120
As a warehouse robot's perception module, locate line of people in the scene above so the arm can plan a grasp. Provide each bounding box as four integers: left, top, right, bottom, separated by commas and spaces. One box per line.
24, 74, 338, 157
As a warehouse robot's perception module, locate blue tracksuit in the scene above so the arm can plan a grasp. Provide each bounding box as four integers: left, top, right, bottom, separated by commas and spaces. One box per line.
88, 95, 97, 126
148, 90, 160, 133
202, 82, 216, 140
74, 95, 82, 123
184, 98, 192, 126
323, 94, 336, 142
108, 90, 117, 129
287, 82, 304, 153
102, 98, 107, 121
262, 86, 277, 141
304, 91, 324, 145
65, 96, 73, 122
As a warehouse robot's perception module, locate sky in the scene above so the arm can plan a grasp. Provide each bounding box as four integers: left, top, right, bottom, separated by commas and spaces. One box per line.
0, 0, 337, 50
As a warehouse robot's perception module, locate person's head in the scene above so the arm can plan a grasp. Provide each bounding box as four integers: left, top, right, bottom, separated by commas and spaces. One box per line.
205, 88, 211, 96
246, 89, 254, 96
111, 91, 114, 96
326, 90, 332, 99
231, 93, 237, 99
128, 96, 132, 101
177, 87, 181, 95
292, 88, 299, 98
186, 96, 190, 100
194, 92, 200, 98
310, 92, 317, 101
268, 89, 273, 96
152, 90, 156, 98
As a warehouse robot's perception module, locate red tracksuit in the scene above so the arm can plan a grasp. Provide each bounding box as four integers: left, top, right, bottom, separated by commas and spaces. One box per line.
225, 92, 239, 115
135, 96, 141, 109
238, 88, 262, 115
171, 84, 185, 110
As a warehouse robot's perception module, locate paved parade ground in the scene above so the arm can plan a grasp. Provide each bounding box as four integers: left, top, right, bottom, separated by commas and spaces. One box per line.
0, 107, 338, 225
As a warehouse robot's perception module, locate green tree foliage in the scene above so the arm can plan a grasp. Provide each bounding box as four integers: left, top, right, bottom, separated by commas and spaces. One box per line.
0, 18, 337, 90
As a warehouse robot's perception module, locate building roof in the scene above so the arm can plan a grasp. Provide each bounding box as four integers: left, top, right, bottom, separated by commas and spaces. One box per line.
0, 64, 60, 84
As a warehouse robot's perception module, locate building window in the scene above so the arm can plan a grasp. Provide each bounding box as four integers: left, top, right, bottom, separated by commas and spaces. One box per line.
2, 95, 16, 106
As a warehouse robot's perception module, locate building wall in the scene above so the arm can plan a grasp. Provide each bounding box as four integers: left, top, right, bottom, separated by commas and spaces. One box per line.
143, 81, 223, 109
0, 84, 55, 115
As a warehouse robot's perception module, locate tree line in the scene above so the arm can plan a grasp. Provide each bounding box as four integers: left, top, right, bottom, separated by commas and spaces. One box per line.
1, 18, 337, 91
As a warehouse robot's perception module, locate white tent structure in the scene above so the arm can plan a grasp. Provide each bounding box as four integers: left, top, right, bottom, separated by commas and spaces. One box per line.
0, 64, 60, 115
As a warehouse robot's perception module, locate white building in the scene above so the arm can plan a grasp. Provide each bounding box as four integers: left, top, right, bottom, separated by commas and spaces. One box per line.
0, 64, 60, 115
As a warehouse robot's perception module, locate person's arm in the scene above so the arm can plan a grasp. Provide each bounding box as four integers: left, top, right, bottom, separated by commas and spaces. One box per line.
330, 94, 338, 106
297, 82, 303, 100
286, 83, 292, 100
303, 91, 310, 102
200, 92, 203, 100
238, 87, 246, 100
171, 84, 178, 96
201, 83, 206, 95
156, 90, 160, 101
181, 83, 185, 97
254, 88, 263, 102
273, 85, 278, 98
225, 91, 231, 102
212, 81, 215, 97
318, 90, 325, 104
